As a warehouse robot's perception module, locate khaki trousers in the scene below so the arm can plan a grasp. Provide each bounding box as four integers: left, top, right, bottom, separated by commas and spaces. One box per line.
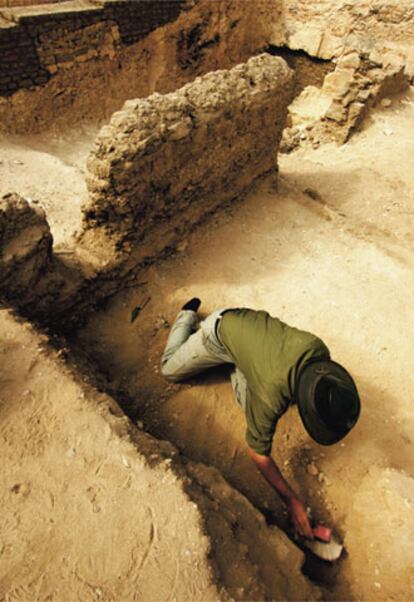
161, 309, 248, 411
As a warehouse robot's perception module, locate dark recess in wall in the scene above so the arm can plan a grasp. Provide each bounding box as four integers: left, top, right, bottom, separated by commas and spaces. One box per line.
177, 23, 221, 69
265, 44, 332, 65
265, 44, 334, 96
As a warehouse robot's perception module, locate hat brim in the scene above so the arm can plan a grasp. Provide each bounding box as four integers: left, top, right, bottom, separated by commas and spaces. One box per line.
296, 360, 360, 446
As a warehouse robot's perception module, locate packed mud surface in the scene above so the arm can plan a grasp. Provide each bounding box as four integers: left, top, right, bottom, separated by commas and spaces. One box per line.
77, 88, 414, 601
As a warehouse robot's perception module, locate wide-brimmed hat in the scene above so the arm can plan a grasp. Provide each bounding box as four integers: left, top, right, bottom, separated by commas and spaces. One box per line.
296, 360, 361, 445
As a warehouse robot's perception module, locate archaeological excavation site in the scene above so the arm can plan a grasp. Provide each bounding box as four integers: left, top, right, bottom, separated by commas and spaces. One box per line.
1, 0, 414, 600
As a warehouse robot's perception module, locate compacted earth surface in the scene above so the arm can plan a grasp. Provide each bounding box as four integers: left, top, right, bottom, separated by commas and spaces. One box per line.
1, 86, 413, 600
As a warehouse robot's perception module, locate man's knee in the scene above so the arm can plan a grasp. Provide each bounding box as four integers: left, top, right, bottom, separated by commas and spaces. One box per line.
160, 361, 181, 383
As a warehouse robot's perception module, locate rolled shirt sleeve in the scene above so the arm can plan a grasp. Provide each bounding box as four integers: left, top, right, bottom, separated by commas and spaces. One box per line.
244, 388, 281, 456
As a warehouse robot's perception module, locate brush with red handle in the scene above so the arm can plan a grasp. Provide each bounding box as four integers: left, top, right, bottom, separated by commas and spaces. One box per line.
313, 524, 332, 542
302, 523, 343, 562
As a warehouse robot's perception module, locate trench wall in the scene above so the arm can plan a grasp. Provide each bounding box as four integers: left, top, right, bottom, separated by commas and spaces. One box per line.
0, 0, 186, 97
0, 306, 319, 601
81, 53, 293, 262
1, 0, 414, 136
0, 0, 271, 134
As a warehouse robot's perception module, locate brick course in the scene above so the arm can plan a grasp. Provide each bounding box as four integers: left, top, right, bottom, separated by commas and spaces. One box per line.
0, 0, 186, 96
0, 1, 67, 7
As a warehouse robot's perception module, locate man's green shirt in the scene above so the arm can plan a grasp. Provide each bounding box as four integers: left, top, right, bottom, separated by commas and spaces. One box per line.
220, 308, 330, 455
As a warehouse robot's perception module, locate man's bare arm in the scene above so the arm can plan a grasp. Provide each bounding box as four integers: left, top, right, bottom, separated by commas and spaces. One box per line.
248, 447, 313, 539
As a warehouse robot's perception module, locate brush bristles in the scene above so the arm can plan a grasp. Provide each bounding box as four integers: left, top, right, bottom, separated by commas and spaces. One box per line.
303, 535, 343, 562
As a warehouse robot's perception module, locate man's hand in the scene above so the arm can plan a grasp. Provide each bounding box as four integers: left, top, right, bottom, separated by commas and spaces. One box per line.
288, 498, 313, 540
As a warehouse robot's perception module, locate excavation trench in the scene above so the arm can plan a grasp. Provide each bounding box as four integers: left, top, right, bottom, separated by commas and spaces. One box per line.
0, 45, 331, 600
69, 86, 414, 602
1, 2, 414, 600
69, 221, 345, 593
3, 72, 414, 602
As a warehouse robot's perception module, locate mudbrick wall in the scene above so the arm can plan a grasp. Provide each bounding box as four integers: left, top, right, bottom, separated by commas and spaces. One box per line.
0, 54, 293, 323
0, 0, 186, 97
81, 53, 293, 258
0, 0, 268, 134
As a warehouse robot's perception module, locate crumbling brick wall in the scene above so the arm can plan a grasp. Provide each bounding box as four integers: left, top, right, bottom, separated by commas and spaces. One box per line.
81, 54, 293, 261
0, 0, 186, 97
0, 55, 293, 321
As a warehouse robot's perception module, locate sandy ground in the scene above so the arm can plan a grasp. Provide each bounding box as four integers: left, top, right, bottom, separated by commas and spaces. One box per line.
0, 309, 222, 601
1, 87, 413, 600
0, 126, 96, 247
77, 88, 414, 600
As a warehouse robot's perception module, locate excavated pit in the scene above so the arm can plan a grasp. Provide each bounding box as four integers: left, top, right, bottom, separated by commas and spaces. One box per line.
1, 1, 414, 601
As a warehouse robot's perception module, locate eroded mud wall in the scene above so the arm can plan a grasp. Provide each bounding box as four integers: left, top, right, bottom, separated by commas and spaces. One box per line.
283, 51, 408, 150
81, 54, 293, 263
260, 1, 414, 148
0, 193, 83, 319
0, 193, 52, 300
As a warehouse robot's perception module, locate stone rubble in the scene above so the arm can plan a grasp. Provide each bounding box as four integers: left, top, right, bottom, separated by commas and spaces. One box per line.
282, 50, 409, 151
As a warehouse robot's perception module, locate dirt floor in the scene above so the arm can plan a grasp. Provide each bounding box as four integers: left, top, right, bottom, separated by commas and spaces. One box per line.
77, 88, 414, 600
1, 86, 414, 600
